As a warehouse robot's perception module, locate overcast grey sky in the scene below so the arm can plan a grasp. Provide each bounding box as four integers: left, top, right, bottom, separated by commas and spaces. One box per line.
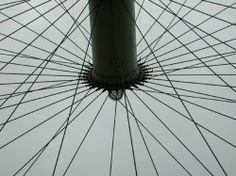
0, 0, 236, 175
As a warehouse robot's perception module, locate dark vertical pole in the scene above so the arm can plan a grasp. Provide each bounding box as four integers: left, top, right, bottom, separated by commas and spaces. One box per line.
89, 0, 140, 87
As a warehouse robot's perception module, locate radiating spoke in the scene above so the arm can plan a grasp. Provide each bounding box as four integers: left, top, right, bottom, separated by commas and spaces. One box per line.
0, 0, 235, 175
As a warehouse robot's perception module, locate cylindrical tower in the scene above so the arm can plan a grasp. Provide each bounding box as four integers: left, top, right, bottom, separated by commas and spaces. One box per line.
88, 0, 141, 91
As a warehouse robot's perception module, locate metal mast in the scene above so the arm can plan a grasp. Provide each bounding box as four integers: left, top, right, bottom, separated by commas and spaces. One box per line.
87, 0, 146, 99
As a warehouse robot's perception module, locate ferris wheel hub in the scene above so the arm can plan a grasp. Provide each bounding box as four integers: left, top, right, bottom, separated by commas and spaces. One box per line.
87, 0, 149, 100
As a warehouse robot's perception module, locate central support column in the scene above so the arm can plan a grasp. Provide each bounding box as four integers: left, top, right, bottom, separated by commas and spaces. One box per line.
88, 0, 140, 89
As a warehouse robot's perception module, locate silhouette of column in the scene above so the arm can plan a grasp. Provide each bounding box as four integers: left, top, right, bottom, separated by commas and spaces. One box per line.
89, 0, 140, 88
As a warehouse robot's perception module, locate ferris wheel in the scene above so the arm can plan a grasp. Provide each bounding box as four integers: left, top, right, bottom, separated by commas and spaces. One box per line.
0, 0, 236, 175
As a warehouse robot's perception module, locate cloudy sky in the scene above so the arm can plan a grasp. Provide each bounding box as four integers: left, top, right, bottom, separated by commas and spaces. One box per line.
0, 0, 236, 175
